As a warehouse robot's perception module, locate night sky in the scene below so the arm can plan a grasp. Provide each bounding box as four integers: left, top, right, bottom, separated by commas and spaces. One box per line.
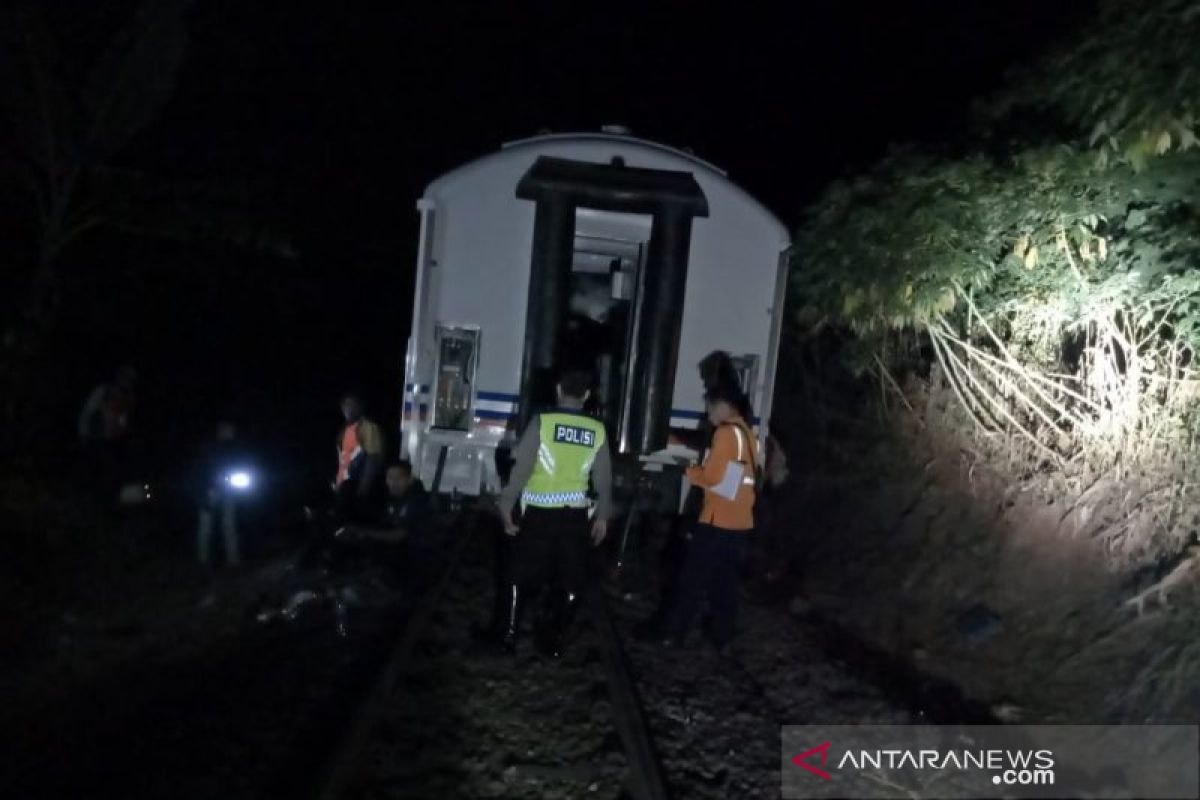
143, 1, 1094, 248
10, 0, 1094, 475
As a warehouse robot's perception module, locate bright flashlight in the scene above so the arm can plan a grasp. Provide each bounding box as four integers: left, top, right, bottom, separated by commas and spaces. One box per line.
227, 470, 253, 490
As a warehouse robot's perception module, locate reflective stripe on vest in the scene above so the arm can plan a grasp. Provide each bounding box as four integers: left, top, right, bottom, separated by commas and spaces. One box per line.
522, 411, 606, 508
728, 424, 757, 486
522, 490, 589, 507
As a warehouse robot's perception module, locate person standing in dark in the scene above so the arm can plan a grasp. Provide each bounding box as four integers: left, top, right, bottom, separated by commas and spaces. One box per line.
491, 370, 614, 657
333, 393, 386, 524
682, 351, 753, 517
638, 351, 752, 638
662, 384, 759, 649
78, 365, 138, 502
78, 365, 137, 445
194, 420, 250, 568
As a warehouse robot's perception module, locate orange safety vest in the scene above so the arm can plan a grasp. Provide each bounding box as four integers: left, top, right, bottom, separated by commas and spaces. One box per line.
336, 424, 362, 487
685, 417, 759, 531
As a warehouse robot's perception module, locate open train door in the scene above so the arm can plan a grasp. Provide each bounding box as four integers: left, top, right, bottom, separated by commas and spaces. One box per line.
514, 155, 708, 460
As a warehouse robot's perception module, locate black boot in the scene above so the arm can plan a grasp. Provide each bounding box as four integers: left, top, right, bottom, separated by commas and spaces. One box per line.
498, 583, 523, 655
539, 591, 581, 659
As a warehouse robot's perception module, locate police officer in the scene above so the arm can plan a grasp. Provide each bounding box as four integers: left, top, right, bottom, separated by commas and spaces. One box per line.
496, 370, 613, 656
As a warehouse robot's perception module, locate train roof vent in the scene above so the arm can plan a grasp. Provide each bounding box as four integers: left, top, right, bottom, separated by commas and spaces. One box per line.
601, 124, 631, 135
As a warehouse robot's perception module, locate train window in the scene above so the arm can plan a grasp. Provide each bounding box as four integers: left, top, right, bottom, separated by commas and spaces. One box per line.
432, 325, 479, 431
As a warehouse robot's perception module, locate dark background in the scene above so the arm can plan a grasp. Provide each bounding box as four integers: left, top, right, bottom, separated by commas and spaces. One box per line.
16, 0, 1094, 485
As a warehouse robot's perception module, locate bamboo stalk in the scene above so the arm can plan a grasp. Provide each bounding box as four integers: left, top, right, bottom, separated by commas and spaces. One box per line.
926, 324, 996, 434
934, 318, 1101, 421
935, 327, 1065, 466
873, 351, 922, 422
937, 328, 1005, 432
943, 331, 1076, 440
944, 289, 1106, 412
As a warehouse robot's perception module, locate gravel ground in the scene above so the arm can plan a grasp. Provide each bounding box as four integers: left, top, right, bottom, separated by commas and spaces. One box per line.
3, 557, 410, 800
5, 512, 947, 800
349, 551, 632, 800
344, 532, 920, 800
613, 598, 913, 799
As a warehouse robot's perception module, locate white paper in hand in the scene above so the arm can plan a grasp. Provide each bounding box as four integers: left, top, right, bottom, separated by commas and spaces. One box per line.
711, 460, 745, 500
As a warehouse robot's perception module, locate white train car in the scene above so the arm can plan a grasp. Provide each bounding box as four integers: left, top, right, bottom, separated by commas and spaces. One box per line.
401, 127, 790, 499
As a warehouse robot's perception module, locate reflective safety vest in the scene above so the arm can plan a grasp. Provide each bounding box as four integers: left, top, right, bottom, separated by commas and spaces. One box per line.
522, 412, 606, 509
336, 423, 362, 487
336, 419, 383, 487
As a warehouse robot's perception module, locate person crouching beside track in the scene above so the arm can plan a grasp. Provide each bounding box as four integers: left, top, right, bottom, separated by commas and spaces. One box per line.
661, 383, 759, 650
493, 370, 614, 657
333, 461, 436, 579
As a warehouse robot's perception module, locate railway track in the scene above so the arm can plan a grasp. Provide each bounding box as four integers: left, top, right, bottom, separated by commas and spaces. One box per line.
313, 508, 671, 800
308, 506, 973, 799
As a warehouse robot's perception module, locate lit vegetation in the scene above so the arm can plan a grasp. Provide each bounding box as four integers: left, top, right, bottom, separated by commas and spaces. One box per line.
792, 0, 1200, 566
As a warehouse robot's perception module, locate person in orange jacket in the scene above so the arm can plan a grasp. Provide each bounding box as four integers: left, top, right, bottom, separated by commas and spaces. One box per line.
333, 393, 386, 523
662, 383, 759, 649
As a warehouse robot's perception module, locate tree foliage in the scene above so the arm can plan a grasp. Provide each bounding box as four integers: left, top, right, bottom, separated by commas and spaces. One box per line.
794, 0, 1200, 367
0, 0, 295, 444
0, 0, 192, 263
988, 0, 1200, 170
792, 0, 1200, 495
0, 0, 296, 282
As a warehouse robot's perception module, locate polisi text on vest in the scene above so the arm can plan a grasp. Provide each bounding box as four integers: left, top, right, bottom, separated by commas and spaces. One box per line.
554, 425, 595, 447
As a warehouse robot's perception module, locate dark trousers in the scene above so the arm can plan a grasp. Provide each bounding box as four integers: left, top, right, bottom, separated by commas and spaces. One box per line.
510, 507, 590, 595
333, 480, 384, 526
666, 523, 747, 645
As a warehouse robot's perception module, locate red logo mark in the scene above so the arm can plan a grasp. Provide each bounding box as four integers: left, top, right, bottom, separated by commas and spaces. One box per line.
792, 741, 833, 780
